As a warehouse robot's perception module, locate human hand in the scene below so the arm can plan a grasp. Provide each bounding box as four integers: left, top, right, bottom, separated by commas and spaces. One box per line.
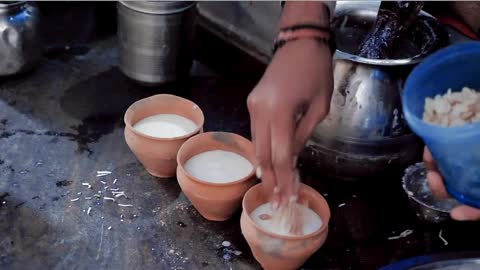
247, 39, 333, 207
450, 2, 480, 37
424, 146, 480, 220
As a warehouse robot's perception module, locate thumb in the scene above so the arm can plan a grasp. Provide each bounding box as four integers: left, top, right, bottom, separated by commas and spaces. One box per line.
451, 205, 480, 221
423, 146, 438, 171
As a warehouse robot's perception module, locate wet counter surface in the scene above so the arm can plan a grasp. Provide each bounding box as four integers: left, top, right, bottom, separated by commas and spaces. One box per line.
1, 8, 480, 270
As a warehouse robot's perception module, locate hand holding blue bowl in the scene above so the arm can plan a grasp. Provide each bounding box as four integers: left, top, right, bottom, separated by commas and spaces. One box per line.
403, 42, 480, 210
424, 146, 480, 221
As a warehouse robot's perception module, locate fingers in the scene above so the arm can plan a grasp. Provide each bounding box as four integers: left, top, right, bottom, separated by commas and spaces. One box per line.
423, 146, 437, 171
427, 170, 450, 199
451, 205, 480, 221
423, 152, 480, 222
248, 94, 277, 202
250, 112, 256, 144
294, 97, 330, 155
271, 109, 296, 206
255, 118, 277, 199
424, 146, 449, 199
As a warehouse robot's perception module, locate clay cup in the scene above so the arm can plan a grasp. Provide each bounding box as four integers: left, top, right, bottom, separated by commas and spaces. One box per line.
240, 183, 330, 270
176, 132, 257, 221
124, 94, 204, 178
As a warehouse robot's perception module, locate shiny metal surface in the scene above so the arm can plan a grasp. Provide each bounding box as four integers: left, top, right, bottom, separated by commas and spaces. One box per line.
410, 258, 480, 270
380, 253, 480, 270
197, 1, 282, 64
120, 1, 195, 15
304, 60, 422, 180
197, 1, 470, 64
402, 163, 460, 224
302, 3, 434, 181
333, 2, 437, 66
117, 1, 196, 85
0, 1, 41, 76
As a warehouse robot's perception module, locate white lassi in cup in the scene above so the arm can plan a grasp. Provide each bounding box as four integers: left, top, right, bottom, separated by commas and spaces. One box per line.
251, 202, 322, 236
133, 114, 197, 138
184, 150, 253, 183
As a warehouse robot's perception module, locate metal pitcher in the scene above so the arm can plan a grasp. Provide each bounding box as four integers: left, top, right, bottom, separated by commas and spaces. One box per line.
0, 1, 40, 76
304, 58, 422, 181
301, 2, 447, 180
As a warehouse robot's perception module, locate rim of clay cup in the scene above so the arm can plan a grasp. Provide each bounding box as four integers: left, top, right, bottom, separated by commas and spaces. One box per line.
124, 94, 205, 141
242, 183, 330, 240
176, 131, 257, 187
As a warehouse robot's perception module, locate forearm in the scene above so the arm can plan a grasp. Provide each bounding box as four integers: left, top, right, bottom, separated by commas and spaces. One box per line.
279, 1, 333, 28
450, 2, 480, 34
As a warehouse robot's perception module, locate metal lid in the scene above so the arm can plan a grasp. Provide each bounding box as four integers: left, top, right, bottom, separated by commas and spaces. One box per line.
332, 1, 446, 66
0, 1, 25, 9
119, 1, 195, 15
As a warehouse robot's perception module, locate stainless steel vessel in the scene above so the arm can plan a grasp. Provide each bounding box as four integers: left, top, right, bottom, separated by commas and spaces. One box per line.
303, 59, 422, 180
117, 1, 196, 85
302, 2, 447, 180
402, 163, 460, 224
380, 254, 480, 270
0, 1, 40, 76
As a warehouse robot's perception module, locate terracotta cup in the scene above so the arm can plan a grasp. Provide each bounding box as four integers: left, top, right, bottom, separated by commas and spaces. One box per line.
176, 132, 257, 221
124, 94, 204, 178
240, 183, 331, 270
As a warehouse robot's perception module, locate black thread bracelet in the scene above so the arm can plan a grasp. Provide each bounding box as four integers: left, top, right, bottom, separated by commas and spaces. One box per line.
280, 24, 332, 33
272, 28, 336, 55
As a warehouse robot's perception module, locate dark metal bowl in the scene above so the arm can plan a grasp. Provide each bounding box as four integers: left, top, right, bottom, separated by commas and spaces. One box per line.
402, 162, 460, 224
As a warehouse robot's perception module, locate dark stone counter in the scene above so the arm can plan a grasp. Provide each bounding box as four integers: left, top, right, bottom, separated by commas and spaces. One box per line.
0, 31, 265, 269
0, 3, 479, 270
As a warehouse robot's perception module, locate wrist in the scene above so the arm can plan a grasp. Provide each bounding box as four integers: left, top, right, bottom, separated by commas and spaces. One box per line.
272, 26, 335, 56
280, 1, 330, 28
275, 38, 332, 60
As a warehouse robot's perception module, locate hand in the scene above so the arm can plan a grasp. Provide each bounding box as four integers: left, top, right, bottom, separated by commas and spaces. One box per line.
247, 39, 333, 207
450, 2, 480, 36
424, 146, 480, 220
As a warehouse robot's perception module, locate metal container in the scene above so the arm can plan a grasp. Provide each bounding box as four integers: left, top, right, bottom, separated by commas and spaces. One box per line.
117, 1, 196, 85
0, 1, 40, 76
380, 252, 480, 270
301, 2, 447, 181
402, 163, 460, 224
403, 42, 480, 209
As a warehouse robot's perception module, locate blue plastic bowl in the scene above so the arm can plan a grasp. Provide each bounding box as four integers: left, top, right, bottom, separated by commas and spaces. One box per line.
403, 42, 480, 208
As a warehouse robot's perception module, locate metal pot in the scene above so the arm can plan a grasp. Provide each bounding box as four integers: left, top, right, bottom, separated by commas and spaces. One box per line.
402, 163, 460, 224
301, 2, 447, 181
0, 1, 40, 76
117, 1, 196, 85
303, 59, 422, 181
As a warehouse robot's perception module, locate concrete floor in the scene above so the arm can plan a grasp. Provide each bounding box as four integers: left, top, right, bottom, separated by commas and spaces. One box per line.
0, 37, 262, 270
1, 3, 480, 270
